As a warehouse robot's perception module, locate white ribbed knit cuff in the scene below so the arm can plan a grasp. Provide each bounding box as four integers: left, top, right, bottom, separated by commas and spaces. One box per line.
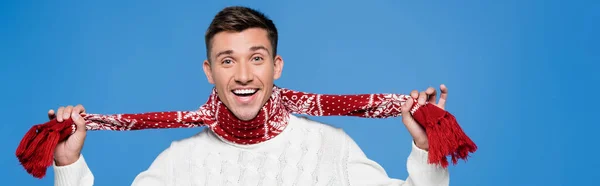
53, 155, 93, 186
406, 141, 450, 185
409, 141, 430, 165
407, 141, 449, 172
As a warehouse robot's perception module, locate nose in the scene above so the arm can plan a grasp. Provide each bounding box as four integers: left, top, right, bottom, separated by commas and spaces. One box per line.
234, 62, 253, 85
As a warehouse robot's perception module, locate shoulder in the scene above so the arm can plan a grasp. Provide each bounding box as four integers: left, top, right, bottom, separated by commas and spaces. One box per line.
161, 128, 219, 155
288, 114, 342, 133
287, 114, 355, 147
289, 115, 370, 158
288, 114, 350, 137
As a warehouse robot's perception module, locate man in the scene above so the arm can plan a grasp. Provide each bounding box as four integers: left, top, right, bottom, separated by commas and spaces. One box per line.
50, 6, 450, 186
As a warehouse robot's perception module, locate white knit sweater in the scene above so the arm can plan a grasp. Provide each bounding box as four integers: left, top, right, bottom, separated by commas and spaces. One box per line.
54, 114, 449, 186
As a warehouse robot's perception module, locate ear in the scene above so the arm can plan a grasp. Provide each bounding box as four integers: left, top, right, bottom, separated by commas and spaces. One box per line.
202, 59, 215, 84
273, 55, 284, 80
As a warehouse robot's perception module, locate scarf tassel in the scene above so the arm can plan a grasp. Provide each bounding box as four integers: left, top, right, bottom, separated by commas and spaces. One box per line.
16, 119, 74, 179
412, 104, 477, 168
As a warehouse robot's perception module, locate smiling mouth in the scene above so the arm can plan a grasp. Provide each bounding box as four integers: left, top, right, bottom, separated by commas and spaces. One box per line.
232, 88, 259, 97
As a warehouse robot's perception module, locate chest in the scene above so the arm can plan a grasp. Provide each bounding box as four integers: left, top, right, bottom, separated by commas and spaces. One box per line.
173, 135, 345, 185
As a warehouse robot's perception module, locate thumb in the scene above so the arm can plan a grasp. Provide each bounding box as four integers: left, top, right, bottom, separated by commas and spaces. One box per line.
401, 98, 422, 132
71, 112, 87, 134
401, 98, 428, 146
401, 97, 414, 118
401, 98, 414, 121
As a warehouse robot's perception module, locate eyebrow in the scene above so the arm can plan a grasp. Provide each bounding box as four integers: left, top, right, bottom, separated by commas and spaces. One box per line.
249, 46, 270, 55
215, 50, 233, 59
214, 45, 271, 59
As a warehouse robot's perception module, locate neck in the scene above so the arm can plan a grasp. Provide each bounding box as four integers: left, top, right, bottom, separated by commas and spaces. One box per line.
210, 86, 290, 145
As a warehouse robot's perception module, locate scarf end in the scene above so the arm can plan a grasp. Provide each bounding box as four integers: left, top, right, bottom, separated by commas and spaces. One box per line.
16, 119, 75, 179
412, 104, 478, 168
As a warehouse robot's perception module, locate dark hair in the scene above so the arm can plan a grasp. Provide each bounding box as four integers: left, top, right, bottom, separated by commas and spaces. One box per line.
205, 6, 278, 59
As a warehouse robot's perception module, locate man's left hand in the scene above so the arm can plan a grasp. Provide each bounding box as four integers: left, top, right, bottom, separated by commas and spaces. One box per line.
400, 84, 448, 151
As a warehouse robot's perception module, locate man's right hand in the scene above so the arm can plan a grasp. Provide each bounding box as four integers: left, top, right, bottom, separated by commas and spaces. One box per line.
48, 104, 87, 166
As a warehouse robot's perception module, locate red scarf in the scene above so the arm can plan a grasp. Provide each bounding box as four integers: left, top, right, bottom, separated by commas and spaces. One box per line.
16, 86, 477, 179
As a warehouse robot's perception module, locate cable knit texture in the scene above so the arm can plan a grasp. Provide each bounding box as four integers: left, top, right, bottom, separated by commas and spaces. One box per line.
54, 114, 449, 186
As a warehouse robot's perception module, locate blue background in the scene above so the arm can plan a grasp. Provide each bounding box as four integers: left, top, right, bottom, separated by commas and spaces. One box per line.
1, 0, 598, 185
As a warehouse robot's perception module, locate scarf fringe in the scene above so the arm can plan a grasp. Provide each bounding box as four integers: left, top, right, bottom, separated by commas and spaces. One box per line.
16, 119, 74, 179
412, 104, 477, 167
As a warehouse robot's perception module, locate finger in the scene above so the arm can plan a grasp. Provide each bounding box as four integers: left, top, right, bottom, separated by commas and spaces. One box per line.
438, 84, 448, 109
48, 109, 56, 120
73, 104, 86, 115
410, 90, 419, 99
63, 105, 73, 121
57, 107, 65, 122
418, 91, 427, 105
426, 86, 437, 104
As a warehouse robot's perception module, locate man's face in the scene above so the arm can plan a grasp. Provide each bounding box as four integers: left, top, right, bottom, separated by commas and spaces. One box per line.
203, 28, 284, 121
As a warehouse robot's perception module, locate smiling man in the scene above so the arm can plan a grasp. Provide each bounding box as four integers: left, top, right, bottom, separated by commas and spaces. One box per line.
51, 6, 450, 186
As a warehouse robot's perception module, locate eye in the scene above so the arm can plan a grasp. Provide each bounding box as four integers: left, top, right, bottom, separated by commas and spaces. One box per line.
251, 56, 263, 62
222, 59, 233, 64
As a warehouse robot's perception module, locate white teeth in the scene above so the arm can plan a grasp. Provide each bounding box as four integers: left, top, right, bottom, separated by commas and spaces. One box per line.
233, 89, 257, 95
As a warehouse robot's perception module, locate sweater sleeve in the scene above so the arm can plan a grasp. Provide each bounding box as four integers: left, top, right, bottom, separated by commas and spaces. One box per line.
53, 154, 94, 186
343, 131, 449, 186
131, 144, 173, 186
53, 144, 174, 186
